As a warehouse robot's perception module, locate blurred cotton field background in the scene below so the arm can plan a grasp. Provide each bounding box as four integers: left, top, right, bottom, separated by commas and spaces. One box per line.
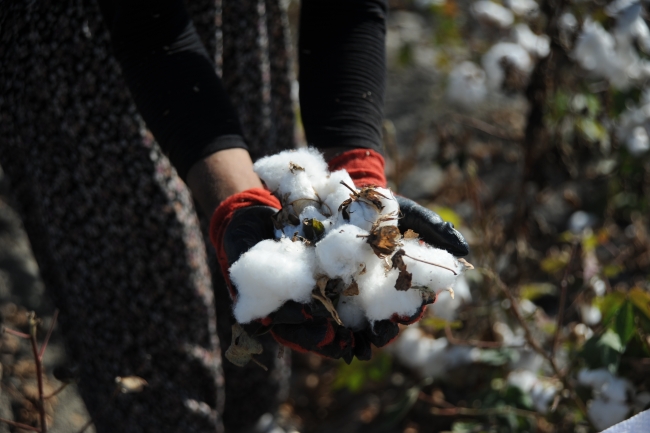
1, 0, 650, 432
283, 0, 650, 432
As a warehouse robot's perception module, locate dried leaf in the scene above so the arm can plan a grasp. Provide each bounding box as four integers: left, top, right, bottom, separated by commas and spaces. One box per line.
403, 229, 419, 239
342, 281, 359, 296
458, 258, 474, 270
365, 226, 402, 257
391, 249, 413, 291
359, 264, 367, 275
312, 279, 343, 326
289, 162, 305, 173
338, 182, 392, 219
225, 324, 267, 370
116, 376, 148, 393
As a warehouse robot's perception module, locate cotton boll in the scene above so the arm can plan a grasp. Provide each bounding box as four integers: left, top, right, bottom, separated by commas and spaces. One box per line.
512, 24, 550, 58
318, 170, 355, 217
346, 200, 381, 231
337, 295, 366, 330
375, 187, 400, 221
356, 261, 424, 322
482, 42, 532, 89
315, 224, 375, 283
230, 238, 316, 323
278, 170, 320, 215
472, 1, 514, 29
578, 369, 633, 402
626, 125, 650, 155
446, 61, 488, 110
508, 371, 559, 414
254, 147, 329, 192
401, 239, 461, 292
504, 0, 538, 17
390, 328, 477, 378
588, 398, 631, 431
579, 303, 602, 325
299, 206, 328, 224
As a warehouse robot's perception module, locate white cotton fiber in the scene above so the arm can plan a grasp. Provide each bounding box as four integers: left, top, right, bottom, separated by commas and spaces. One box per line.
472, 1, 514, 29
230, 238, 316, 323
318, 170, 355, 217
446, 61, 488, 110
513, 24, 550, 58
254, 147, 329, 192
429, 274, 471, 320
278, 170, 318, 206
356, 260, 424, 321
337, 295, 366, 330
314, 225, 375, 283
346, 200, 381, 231
402, 239, 461, 292
482, 42, 533, 89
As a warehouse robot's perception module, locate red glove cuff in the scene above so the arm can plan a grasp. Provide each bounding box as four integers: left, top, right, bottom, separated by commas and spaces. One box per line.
327, 149, 387, 188
209, 188, 281, 298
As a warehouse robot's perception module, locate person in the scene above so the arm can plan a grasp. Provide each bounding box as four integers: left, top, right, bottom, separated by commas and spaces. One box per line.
0, 0, 467, 431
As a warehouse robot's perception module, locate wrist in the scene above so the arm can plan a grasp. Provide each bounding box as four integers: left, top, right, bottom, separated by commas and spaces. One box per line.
327, 148, 387, 188
186, 148, 263, 215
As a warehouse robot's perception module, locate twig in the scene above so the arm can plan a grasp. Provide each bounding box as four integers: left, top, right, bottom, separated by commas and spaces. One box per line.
552, 244, 579, 356
450, 113, 523, 142
3, 327, 31, 339
420, 391, 542, 420
0, 416, 41, 432
403, 253, 457, 275
44, 383, 69, 400
445, 324, 505, 349
28, 313, 47, 433
481, 269, 590, 421
39, 309, 59, 360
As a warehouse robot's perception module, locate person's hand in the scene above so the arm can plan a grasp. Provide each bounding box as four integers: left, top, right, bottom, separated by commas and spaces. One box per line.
327, 148, 469, 257
210, 187, 403, 363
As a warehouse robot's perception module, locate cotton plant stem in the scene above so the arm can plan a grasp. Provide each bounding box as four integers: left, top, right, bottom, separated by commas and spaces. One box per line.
482, 269, 590, 421
28, 314, 47, 433
44, 383, 69, 400
419, 392, 542, 420
0, 416, 42, 432
39, 309, 59, 360
444, 324, 505, 349
552, 243, 579, 356
3, 327, 30, 339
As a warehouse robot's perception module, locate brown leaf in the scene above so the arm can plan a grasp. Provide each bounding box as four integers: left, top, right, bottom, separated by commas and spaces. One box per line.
391, 249, 413, 291
115, 376, 148, 393
403, 229, 419, 239
312, 279, 343, 326
342, 281, 359, 297
225, 324, 267, 370
458, 258, 474, 270
366, 226, 401, 257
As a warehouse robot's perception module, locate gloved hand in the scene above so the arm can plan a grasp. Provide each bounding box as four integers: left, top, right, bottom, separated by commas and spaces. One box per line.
328, 148, 469, 256
210, 187, 404, 363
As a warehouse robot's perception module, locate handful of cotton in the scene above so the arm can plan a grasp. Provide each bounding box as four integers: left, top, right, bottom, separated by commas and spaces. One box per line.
229, 148, 469, 332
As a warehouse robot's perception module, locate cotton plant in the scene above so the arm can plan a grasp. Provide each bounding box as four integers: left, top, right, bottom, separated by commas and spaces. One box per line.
617, 89, 650, 155
482, 42, 533, 90
578, 368, 634, 430
472, 1, 515, 29
229, 148, 470, 331
446, 61, 488, 110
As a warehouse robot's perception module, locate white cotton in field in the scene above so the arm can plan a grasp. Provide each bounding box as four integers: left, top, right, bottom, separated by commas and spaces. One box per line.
503, 0, 538, 17
472, 1, 514, 29
482, 42, 532, 89
401, 239, 461, 292
588, 398, 631, 431
230, 238, 316, 323
507, 370, 559, 414
512, 24, 550, 58
446, 61, 487, 110
314, 224, 375, 283
356, 259, 424, 322
253, 147, 329, 192
337, 295, 366, 330
389, 327, 477, 378
318, 170, 355, 217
